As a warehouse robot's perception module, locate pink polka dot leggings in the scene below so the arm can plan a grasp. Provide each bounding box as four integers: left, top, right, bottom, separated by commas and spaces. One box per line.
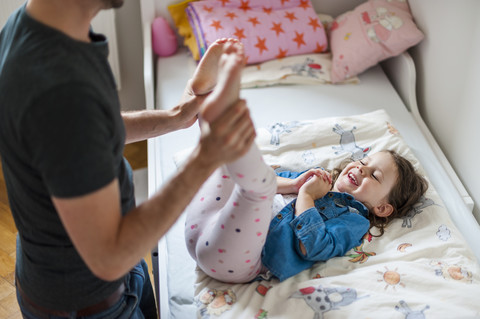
184, 144, 277, 283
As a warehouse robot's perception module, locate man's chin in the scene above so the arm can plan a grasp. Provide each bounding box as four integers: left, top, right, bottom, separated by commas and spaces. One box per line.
103, 0, 124, 9
112, 0, 124, 9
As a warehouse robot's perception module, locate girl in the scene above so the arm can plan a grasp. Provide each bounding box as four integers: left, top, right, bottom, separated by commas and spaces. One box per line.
185, 39, 428, 283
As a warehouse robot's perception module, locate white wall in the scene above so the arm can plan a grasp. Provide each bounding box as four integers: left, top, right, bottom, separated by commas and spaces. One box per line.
408, 0, 480, 222
114, 1, 146, 111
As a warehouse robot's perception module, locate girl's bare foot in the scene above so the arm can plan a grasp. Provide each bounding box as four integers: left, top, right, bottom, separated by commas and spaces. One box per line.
200, 41, 245, 123
190, 38, 242, 96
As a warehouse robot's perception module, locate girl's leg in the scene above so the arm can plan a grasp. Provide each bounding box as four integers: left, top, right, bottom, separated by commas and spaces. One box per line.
184, 40, 276, 283
185, 145, 276, 283
190, 38, 242, 96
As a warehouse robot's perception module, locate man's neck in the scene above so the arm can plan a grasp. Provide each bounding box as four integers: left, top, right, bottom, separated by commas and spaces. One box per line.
26, 0, 103, 43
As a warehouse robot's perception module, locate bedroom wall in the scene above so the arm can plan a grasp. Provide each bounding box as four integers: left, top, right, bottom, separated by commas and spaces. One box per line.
114, 1, 146, 111
408, 0, 480, 223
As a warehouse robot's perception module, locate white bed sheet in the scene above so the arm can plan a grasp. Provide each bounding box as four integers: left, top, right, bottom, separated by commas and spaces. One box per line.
150, 48, 480, 318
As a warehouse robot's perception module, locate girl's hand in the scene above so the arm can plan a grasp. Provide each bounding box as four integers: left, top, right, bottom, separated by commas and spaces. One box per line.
298, 169, 332, 200
295, 169, 332, 218
277, 169, 330, 195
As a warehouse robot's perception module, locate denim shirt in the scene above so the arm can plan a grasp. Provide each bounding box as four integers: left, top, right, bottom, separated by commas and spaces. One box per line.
261, 171, 370, 281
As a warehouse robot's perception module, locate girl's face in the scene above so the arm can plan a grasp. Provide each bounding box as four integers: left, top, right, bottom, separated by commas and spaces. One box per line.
332, 152, 398, 216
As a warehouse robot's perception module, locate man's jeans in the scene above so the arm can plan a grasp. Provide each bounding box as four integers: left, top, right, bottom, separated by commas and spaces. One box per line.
17, 259, 157, 319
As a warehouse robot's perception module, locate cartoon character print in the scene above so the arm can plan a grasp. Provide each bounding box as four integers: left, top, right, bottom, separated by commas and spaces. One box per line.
436, 224, 451, 241
302, 150, 316, 166
268, 121, 305, 146
362, 6, 404, 43
346, 232, 376, 263
387, 121, 399, 135
395, 300, 429, 319
377, 266, 406, 291
401, 196, 435, 228
281, 57, 324, 79
332, 124, 370, 161
255, 309, 268, 319
256, 283, 272, 296
429, 261, 473, 283
290, 285, 365, 319
197, 287, 236, 318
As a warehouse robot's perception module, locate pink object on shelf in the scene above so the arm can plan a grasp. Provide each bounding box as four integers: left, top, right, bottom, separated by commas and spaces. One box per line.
152, 17, 177, 57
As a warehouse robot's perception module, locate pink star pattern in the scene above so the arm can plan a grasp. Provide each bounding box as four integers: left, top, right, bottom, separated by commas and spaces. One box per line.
254, 36, 268, 55
248, 16, 261, 27
188, 0, 327, 64
238, 0, 252, 12
225, 11, 238, 20
271, 22, 285, 36
210, 20, 223, 31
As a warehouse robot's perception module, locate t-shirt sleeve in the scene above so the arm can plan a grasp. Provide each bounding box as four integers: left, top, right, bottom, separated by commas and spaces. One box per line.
21, 84, 117, 198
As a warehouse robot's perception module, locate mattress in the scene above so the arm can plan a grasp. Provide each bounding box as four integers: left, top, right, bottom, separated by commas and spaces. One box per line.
150, 48, 480, 318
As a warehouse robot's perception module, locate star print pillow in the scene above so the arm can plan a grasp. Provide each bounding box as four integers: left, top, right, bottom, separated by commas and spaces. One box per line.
187, 0, 328, 64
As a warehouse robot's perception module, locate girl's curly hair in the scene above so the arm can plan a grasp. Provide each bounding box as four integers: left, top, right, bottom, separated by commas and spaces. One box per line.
331, 150, 428, 237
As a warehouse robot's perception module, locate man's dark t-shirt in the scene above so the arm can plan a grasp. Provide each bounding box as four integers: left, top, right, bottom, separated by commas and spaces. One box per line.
0, 5, 134, 310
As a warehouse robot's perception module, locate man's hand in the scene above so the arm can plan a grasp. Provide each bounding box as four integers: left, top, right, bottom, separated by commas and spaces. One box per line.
197, 99, 256, 168
175, 80, 207, 130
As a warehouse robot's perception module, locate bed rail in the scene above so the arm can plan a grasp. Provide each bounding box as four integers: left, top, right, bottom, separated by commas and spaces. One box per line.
381, 54, 474, 212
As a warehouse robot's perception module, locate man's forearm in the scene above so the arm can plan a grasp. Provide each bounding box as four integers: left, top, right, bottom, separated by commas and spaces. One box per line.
122, 109, 184, 144
123, 91, 203, 144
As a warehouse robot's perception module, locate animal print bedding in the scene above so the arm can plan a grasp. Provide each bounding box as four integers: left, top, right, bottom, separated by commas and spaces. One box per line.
192, 109, 480, 319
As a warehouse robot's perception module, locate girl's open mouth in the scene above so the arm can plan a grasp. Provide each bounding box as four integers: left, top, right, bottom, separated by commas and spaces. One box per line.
348, 172, 358, 186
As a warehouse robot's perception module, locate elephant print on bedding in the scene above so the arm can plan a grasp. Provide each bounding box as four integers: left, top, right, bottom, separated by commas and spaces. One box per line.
332, 124, 370, 161
401, 196, 436, 228
267, 121, 306, 146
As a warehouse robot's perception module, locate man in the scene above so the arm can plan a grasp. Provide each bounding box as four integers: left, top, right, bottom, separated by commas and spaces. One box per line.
0, 0, 255, 317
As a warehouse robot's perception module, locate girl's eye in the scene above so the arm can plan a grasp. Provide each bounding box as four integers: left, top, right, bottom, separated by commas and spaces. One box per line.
372, 173, 379, 181
359, 160, 365, 165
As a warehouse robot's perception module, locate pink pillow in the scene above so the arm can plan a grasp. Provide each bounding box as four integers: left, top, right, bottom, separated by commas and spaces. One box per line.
187, 0, 327, 65
329, 0, 424, 83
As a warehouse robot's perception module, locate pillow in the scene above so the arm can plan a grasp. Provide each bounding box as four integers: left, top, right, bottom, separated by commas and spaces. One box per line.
186, 0, 328, 65
329, 0, 424, 83
168, 0, 200, 60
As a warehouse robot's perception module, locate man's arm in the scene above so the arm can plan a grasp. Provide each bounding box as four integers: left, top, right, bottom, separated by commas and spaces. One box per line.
123, 83, 205, 144
54, 101, 255, 281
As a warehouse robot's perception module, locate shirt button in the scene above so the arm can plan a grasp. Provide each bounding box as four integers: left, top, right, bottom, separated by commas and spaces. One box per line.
296, 225, 303, 230
320, 206, 326, 210
276, 214, 283, 219
328, 193, 334, 198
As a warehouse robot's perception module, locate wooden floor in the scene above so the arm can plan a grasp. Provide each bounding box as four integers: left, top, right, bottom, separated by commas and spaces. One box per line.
0, 140, 148, 318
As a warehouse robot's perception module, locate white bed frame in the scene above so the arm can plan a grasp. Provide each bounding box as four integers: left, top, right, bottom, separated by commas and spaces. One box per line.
139, 0, 480, 317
